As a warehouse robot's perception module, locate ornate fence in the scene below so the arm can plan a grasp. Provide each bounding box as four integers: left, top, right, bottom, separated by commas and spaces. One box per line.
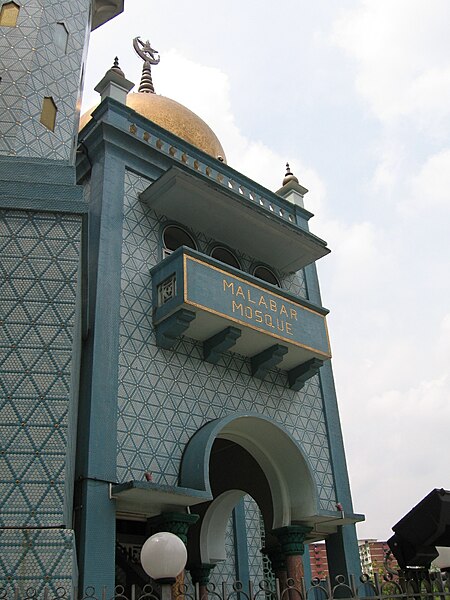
2, 573, 450, 600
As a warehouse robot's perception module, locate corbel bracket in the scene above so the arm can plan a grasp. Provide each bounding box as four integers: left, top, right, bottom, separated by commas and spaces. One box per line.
203, 326, 242, 364
251, 344, 288, 380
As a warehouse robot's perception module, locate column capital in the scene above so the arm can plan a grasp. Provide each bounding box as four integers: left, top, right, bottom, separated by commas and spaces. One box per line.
146, 511, 199, 545
272, 525, 312, 556
189, 563, 216, 586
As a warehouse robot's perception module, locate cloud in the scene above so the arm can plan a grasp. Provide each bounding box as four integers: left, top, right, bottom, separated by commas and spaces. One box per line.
406, 149, 450, 213
352, 369, 450, 539
331, 0, 450, 133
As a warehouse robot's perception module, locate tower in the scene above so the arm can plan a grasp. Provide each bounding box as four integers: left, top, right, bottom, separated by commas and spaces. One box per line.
0, 0, 125, 592
73, 42, 363, 592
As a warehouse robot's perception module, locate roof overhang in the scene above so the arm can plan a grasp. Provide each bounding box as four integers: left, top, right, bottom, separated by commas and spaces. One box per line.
91, 0, 124, 30
140, 166, 330, 273
111, 481, 211, 518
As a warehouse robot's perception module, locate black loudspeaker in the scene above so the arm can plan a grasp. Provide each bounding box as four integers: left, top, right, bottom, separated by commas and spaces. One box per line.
387, 533, 438, 569
387, 489, 450, 569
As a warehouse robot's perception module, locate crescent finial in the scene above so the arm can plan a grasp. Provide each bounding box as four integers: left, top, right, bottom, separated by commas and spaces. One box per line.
133, 37, 160, 66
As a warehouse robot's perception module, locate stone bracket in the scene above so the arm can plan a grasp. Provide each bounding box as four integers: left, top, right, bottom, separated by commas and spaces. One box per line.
155, 309, 196, 349
251, 344, 288, 380
203, 326, 241, 364
288, 358, 324, 391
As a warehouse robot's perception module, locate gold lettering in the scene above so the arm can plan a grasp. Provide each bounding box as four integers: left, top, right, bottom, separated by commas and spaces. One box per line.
276, 318, 284, 332
223, 280, 234, 294
265, 314, 274, 328
259, 295, 268, 308
280, 304, 288, 317
290, 309, 298, 321
244, 306, 253, 319
269, 299, 277, 312
236, 286, 245, 299
232, 301, 243, 315
247, 289, 256, 304
286, 322, 293, 335
255, 310, 263, 323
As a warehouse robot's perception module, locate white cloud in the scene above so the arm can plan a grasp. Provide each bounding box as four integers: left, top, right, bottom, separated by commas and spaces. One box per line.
406, 149, 450, 213
352, 370, 450, 539
331, 0, 450, 133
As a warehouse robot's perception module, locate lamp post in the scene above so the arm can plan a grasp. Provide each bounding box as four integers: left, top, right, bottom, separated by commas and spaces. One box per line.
140, 531, 188, 600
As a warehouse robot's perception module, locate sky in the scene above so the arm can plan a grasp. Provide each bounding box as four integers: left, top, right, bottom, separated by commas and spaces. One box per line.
82, 0, 450, 542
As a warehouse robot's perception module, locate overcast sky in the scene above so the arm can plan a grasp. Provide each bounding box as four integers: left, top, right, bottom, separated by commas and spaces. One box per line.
82, 0, 450, 541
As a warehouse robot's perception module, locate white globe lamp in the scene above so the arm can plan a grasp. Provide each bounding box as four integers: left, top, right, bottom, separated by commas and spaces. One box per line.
140, 532, 188, 584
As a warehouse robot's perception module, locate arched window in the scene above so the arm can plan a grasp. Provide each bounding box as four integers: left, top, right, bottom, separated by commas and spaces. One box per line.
162, 225, 196, 258
0, 1, 20, 27
210, 246, 241, 270
253, 265, 280, 287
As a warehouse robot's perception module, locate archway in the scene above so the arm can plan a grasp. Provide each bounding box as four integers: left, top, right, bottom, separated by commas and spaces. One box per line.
180, 413, 319, 567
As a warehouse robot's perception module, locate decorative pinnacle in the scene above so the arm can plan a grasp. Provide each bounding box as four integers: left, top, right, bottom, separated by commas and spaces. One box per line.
133, 36, 160, 93
110, 56, 125, 78
283, 162, 299, 186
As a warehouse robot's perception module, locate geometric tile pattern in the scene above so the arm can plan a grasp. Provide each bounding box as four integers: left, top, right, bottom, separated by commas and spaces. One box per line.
0, 209, 82, 527
117, 171, 336, 513
244, 496, 265, 583
0, 528, 76, 589
0, 0, 91, 161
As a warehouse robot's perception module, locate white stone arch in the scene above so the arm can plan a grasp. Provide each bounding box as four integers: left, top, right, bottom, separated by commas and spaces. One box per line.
180, 412, 319, 554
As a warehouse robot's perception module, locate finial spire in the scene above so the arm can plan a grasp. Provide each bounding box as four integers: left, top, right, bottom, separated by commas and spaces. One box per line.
111, 56, 125, 78
133, 36, 160, 93
283, 162, 299, 186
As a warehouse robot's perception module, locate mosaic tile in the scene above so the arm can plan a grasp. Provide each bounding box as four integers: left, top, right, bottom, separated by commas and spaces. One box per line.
0, 528, 76, 589
0, 210, 81, 528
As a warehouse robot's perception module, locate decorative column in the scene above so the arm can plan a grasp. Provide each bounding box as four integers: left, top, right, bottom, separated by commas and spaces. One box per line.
189, 563, 216, 600
262, 544, 288, 593
147, 512, 200, 598
272, 525, 312, 600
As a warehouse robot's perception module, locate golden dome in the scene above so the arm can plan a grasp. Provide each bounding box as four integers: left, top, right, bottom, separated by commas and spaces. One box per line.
79, 92, 226, 162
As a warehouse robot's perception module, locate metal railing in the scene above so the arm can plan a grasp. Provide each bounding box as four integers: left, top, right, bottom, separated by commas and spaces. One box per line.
2, 572, 450, 600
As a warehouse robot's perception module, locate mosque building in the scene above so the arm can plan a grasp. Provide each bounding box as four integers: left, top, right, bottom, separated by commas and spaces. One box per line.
0, 0, 363, 594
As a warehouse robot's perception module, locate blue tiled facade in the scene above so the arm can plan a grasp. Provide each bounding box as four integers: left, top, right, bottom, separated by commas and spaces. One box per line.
0, 209, 82, 583
117, 171, 335, 511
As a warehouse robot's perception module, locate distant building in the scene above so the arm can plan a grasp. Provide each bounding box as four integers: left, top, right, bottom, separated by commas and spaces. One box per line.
359, 540, 398, 577
309, 540, 398, 579
309, 543, 330, 579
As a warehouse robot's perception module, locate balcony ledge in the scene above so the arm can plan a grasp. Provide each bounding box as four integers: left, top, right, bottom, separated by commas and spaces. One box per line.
140, 166, 330, 273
